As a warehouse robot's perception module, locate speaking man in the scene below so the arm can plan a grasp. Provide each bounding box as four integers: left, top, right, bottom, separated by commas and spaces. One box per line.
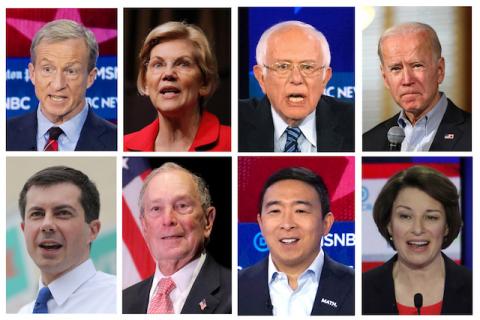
123, 162, 231, 314
239, 21, 354, 152
363, 22, 471, 151
238, 167, 354, 315
6, 19, 117, 151
18, 166, 116, 313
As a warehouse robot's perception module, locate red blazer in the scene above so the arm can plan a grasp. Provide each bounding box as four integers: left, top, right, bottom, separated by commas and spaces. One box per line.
124, 111, 231, 152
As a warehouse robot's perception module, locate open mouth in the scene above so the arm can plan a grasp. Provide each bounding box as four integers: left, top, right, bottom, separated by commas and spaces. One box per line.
160, 86, 181, 97
49, 95, 67, 102
288, 94, 305, 103
279, 238, 299, 245
161, 235, 182, 240
407, 240, 429, 248
39, 242, 63, 250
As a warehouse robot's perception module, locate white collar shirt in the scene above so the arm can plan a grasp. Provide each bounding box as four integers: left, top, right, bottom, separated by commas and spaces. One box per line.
148, 253, 206, 314
18, 258, 116, 313
271, 105, 317, 152
268, 249, 324, 316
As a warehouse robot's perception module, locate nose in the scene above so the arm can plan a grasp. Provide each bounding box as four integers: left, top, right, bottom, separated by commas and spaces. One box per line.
289, 65, 304, 85
161, 64, 178, 81
401, 67, 415, 86
280, 210, 296, 231
51, 70, 67, 90
41, 213, 56, 233
161, 207, 177, 226
411, 217, 425, 235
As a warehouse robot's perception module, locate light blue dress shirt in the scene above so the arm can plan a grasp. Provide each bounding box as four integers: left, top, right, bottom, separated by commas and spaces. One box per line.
271, 106, 317, 152
36, 103, 89, 151
398, 93, 448, 151
268, 249, 324, 316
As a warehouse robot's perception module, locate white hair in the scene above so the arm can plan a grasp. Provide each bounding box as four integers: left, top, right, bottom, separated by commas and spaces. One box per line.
255, 20, 331, 68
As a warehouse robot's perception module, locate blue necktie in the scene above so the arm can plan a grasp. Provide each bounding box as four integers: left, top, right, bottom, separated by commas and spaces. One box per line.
284, 127, 302, 152
33, 287, 52, 313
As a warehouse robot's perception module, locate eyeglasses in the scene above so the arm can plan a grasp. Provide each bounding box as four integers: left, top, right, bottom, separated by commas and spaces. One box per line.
263, 61, 326, 78
145, 57, 197, 75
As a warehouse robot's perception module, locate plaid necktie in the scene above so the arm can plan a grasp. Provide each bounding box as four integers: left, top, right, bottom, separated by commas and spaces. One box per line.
33, 286, 52, 313
147, 277, 176, 314
284, 127, 302, 152
43, 127, 64, 151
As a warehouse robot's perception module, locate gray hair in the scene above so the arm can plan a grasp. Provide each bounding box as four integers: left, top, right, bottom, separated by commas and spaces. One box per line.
256, 20, 331, 68
30, 19, 99, 71
139, 162, 212, 216
378, 22, 442, 65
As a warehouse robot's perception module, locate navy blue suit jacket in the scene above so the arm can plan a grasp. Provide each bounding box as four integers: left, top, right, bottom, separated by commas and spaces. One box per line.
238, 254, 354, 315
123, 254, 231, 314
239, 95, 354, 152
363, 99, 471, 151
6, 108, 117, 151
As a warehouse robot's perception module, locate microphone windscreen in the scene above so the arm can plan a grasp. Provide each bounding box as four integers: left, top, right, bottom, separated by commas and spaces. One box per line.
414, 293, 423, 309
387, 126, 405, 144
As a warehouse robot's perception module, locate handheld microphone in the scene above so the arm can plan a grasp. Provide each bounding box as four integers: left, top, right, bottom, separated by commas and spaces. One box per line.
387, 126, 405, 151
414, 293, 423, 315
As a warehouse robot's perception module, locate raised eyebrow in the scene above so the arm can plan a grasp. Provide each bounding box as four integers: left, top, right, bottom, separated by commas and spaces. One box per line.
264, 200, 282, 208
293, 200, 313, 206
393, 204, 412, 211
26, 206, 45, 213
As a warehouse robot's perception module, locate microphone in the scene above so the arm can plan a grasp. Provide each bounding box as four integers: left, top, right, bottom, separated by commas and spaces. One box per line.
387, 126, 405, 151
414, 293, 423, 315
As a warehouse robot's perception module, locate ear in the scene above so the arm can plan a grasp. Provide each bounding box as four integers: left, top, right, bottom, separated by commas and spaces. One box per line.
21, 221, 25, 232
28, 63, 36, 85
203, 207, 216, 239
436, 57, 445, 85
199, 83, 210, 97
387, 221, 392, 236
86, 67, 97, 89
253, 65, 267, 94
257, 213, 264, 232
140, 214, 148, 236
322, 212, 335, 236
87, 219, 101, 243
322, 67, 333, 86
443, 223, 449, 237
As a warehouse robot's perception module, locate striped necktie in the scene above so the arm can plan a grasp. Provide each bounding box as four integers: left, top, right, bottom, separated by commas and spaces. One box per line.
44, 127, 64, 151
284, 127, 302, 152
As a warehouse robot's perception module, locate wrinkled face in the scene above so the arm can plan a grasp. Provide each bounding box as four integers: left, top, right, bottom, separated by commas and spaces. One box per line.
380, 31, 445, 122
141, 169, 215, 274
253, 27, 332, 126
258, 179, 333, 273
21, 183, 100, 284
29, 38, 97, 125
143, 39, 209, 117
388, 187, 449, 269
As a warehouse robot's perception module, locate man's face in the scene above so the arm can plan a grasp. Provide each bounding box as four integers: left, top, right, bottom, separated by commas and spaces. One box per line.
141, 169, 215, 275
253, 26, 332, 126
380, 31, 445, 122
21, 183, 100, 284
29, 38, 97, 125
258, 179, 334, 274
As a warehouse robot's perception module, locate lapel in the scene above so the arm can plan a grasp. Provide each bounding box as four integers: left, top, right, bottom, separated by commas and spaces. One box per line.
315, 97, 346, 151
75, 108, 104, 151
430, 100, 467, 151
181, 255, 222, 314
441, 253, 472, 314
128, 276, 153, 313
253, 96, 275, 151
10, 111, 38, 151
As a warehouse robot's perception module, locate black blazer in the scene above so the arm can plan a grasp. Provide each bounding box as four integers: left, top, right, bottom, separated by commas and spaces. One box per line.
6, 107, 117, 151
123, 254, 231, 314
239, 95, 354, 152
363, 99, 471, 151
238, 254, 354, 315
362, 253, 472, 315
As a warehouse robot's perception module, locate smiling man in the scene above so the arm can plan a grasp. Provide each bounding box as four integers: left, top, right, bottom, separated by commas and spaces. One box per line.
6, 19, 116, 151
122, 162, 231, 314
18, 166, 116, 313
238, 167, 354, 315
239, 20, 354, 152
363, 22, 471, 151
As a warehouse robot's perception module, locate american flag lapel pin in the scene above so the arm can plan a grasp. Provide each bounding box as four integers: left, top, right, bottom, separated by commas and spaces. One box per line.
444, 133, 455, 140
199, 298, 207, 311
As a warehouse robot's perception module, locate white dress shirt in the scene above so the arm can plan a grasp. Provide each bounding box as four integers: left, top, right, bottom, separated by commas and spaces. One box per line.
148, 253, 206, 314
399, 92, 448, 151
36, 102, 89, 151
271, 106, 317, 152
18, 259, 116, 313
268, 249, 324, 316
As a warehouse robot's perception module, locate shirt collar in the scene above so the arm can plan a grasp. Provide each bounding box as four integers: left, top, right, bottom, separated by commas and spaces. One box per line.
268, 249, 324, 284
398, 92, 448, 130
271, 105, 317, 148
40, 258, 96, 307
37, 102, 89, 143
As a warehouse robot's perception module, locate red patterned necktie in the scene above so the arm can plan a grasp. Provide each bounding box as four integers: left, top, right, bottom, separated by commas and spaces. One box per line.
43, 127, 64, 151
147, 277, 176, 314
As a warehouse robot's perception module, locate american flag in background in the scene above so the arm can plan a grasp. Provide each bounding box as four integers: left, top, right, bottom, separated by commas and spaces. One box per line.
122, 157, 155, 289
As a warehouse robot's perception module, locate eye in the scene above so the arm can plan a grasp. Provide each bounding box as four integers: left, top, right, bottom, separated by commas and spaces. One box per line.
55, 210, 73, 219
265, 208, 281, 215
41, 65, 54, 74
389, 66, 401, 73
174, 201, 192, 214
275, 62, 291, 71
29, 211, 45, 219
398, 213, 411, 220
176, 59, 193, 68
300, 63, 315, 71
412, 63, 424, 69
425, 214, 439, 221
65, 68, 78, 75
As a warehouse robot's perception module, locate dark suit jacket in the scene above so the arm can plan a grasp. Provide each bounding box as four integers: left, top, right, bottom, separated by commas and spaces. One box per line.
6, 108, 117, 151
239, 95, 354, 152
238, 254, 354, 315
362, 253, 472, 315
123, 254, 231, 314
363, 99, 471, 151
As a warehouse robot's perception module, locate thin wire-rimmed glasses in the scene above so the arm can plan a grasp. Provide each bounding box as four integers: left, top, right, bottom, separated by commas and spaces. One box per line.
263, 61, 326, 78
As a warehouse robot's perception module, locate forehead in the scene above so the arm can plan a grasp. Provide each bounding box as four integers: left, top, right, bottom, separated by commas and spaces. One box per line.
263, 179, 321, 203
25, 182, 82, 207
394, 187, 443, 209
34, 38, 89, 62
266, 27, 323, 61
144, 169, 198, 200
381, 31, 432, 60
150, 39, 196, 59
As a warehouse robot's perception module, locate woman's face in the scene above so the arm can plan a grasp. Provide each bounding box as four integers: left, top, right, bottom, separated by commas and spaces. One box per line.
144, 39, 208, 116
388, 187, 449, 269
